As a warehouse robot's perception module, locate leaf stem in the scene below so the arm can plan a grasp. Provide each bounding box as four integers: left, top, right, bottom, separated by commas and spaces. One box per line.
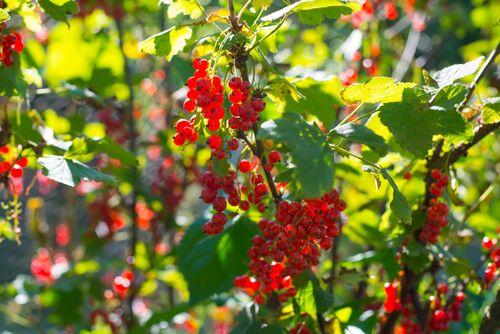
332, 103, 364, 131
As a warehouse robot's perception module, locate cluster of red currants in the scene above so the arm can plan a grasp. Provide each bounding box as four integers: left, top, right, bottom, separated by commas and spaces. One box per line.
395, 297, 423, 334
112, 270, 134, 298
30, 248, 54, 285
234, 190, 345, 304
383, 280, 401, 313
482, 236, 499, 286
200, 170, 238, 235
419, 169, 449, 244
427, 284, 465, 332
227, 76, 266, 131
0, 146, 28, 178
0, 32, 24, 67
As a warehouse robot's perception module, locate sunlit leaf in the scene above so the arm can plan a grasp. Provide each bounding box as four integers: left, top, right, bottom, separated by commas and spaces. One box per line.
431, 56, 484, 88
139, 26, 193, 61
38, 0, 78, 24
482, 97, 500, 124
0, 8, 10, 23
340, 77, 416, 104
262, 0, 361, 24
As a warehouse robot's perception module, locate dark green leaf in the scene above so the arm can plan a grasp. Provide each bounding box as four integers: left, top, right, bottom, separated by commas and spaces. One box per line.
378, 88, 467, 157
177, 217, 258, 304
283, 77, 343, 127
258, 113, 334, 198
381, 169, 412, 224
332, 124, 388, 155
38, 0, 78, 24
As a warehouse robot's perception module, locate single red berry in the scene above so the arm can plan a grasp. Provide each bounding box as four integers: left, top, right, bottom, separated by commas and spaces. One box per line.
207, 134, 222, 150
16, 157, 28, 168
183, 99, 196, 112
483, 237, 495, 250
227, 139, 239, 151
403, 171, 412, 180
239, 200, 250, 211
268, 150, 281, 164
431, 169, 442, 180
173, 133, 186, 146
239, 159, 251, 173
229, 77, 242, 90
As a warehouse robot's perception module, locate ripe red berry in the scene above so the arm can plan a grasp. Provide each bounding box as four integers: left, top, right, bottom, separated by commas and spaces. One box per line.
173, 133, 186, 146
268, 150, 281, 164
431, 169, 442, 180
403, 171, 412, 180
227, 139, 239, 151
183, 99, 196, 112
229, 77, 242, 90
207, 134, 222, 150
239, 159, 251, 173
483, 237, 495, 250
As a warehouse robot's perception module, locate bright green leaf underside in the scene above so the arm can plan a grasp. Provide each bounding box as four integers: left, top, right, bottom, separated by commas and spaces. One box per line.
38, 155, 116, 187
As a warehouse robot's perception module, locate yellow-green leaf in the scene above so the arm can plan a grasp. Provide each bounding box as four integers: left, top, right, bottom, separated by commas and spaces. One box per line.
341, 77, 416, 104
0, 8, 10, 23
139, 26, 193, 61
163, 0, 203, 19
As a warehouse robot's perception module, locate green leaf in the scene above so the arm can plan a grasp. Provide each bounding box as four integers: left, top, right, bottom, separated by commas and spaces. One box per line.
261, 0, 361, 24
332, 124, 388, 155
381, 169, 412, 224
306, 272, 334, 313
282, 77, 344, 127
38, 155, 116, 187
482, 97, 500, 125
432, 84, 467, 111
340, 77, 416, 104
258, 113, 334, 198
253, 0, 273, 9
159, 0, 203, 19
177, 217, 258, 304
38, 0, 78, 24
0, 54, 26, 96
378, 88, 467, 157
139, 26, 193, 61
431, 56, 484, 88
0, 8, 10, 23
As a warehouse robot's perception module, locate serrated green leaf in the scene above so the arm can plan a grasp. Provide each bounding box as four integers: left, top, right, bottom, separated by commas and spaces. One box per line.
432, 84, 467, 111
340, 77, 416, 104
431, 56, 484, 88
38, 0, 78, 24
38, 155, 116, 187
378, 88, 467, 157
381, 169, 412, 224
177, 217, 258, 304
482, 97, 500, 125
261, 0, 361, 24
282, 77, 343, 127
258, 113, 334, 198
160, 0, 203, 19
332, 124, 388, 155
139, 26, 193, 61
0, 8, 10, 23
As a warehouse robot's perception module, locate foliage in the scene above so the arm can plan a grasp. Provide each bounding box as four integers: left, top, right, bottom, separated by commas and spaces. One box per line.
0, 0, 499, 334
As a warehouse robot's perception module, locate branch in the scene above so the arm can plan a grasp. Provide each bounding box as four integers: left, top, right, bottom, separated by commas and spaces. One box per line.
479, 288, 500, 334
